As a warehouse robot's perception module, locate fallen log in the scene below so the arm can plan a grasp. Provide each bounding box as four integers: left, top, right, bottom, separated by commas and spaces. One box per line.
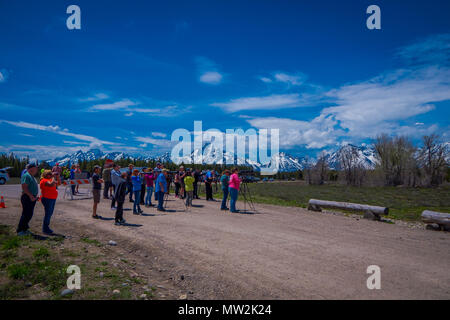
421, 210, 450, 228
308, 199, 389, 220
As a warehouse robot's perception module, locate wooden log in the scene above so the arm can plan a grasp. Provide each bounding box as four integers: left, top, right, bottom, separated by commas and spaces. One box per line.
308, 199, 389, 216
421, 210, 450, 227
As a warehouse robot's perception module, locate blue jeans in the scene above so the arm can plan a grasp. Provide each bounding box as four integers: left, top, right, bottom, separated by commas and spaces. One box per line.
229, 187, 238, 212
221, 187, 229, 209
157, 191, 165, 210
41, 197, 56, 232
145, 186, 153, 206
133, 190, 141, 212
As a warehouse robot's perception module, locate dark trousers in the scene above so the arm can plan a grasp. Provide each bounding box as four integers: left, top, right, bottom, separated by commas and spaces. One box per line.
71, 185, 76, 195
111, 184, 116, 208
205, 182, 213, 200
193, 182, 198, 198
221, 187, 229, 209
127, 183, 133, 201
157, 191, 165, 210
174, 182, 180, 196
140, 184, 146, 204
103, 181, 112, 198
17, 194, 36, 233
115, 201, 124, 222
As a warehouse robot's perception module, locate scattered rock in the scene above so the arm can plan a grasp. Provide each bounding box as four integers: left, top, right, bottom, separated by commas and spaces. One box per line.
180, 275, 185, 280
179, 294, 187, 300
99, 272, 104, 278
108, 240, 117, 246
25, 282, 32, 288
113, 289, 120, 295
61, 288, 74, 297
140, 293, 147, 299
122, 283, 128, 287
188, 290, 194, 294
157, 285, 166, 289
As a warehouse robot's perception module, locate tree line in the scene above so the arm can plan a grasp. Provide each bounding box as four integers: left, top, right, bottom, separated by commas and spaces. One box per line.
305, 134, 449, 187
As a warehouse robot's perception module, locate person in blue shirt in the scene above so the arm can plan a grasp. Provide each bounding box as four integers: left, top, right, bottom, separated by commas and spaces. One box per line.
69, 164, 76, 195
205, 170, 214, 201
220, 170, 230, 210
155, 169, 168, 211
131, 169, 143, 214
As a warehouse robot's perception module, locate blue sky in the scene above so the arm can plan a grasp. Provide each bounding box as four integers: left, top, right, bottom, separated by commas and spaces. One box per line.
0, 0, 449, 160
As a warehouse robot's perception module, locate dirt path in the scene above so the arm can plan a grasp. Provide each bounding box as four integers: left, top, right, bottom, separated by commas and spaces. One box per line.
1, 185, 449, 299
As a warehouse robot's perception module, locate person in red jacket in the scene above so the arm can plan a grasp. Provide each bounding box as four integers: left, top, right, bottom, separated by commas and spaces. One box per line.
40, 170, 60, 235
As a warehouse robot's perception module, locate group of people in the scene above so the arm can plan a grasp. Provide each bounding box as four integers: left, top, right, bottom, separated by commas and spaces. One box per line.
16, 161, 242, 236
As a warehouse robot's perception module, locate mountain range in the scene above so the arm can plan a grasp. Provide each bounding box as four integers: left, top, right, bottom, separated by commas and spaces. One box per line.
44, 144, 380, 172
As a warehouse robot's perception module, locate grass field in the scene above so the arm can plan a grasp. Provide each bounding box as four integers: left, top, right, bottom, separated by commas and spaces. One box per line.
202, 182, 450, 221
0, 225, 156, 299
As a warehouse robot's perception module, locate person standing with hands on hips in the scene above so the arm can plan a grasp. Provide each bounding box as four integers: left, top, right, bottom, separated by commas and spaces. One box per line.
17, 164, 39, 236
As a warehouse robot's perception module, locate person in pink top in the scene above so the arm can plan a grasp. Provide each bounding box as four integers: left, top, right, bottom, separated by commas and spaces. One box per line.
228, 168, 241, 213
144, 168, 156, 207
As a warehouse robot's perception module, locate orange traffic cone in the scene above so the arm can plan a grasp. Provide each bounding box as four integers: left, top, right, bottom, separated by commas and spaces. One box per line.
0, 196, 6, 208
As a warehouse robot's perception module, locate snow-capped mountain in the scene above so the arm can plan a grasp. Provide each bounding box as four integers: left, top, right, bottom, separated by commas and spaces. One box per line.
325, 144, 379, 170
44, 145, 307, 172
171, 143, 305, 172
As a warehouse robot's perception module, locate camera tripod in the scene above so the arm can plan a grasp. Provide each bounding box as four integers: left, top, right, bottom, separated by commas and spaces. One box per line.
238, 181, 257, 213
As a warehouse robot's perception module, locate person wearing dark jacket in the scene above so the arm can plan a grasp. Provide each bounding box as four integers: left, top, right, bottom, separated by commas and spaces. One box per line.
114, 172, 128, 225
126, 164, 134, 202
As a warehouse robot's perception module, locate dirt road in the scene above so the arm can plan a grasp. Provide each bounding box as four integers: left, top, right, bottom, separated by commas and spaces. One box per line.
1, 184, 449, 299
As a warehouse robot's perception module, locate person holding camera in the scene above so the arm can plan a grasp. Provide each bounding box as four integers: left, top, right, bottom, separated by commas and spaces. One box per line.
205, 169, 214, 201
229, 168, 241, 213
39, 170, 60, 235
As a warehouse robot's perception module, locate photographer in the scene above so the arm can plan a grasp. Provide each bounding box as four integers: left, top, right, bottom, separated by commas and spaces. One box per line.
229, 168, 241, 213
205, 169, 214, 201
39, 170, 60, 235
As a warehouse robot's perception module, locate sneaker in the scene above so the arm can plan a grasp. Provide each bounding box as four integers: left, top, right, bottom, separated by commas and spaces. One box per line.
138, 209, 144, 214
114, 221, 121, 226
92, 215, 101, 219
157, 208, 166, 212
133, 211, 140, 215
43, 229, 54, 235
111, 207, 116, 210
17, 230, 32, 236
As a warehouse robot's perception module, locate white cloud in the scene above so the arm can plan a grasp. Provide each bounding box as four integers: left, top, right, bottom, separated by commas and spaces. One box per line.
0, 69, 8, 83
90, 99, 137, 111
79, 93, 109, 102
259, 77, 273, 83
248, 116, 342, 149
196, 56, 224, 85
135, 136, 174, 148
152, 132, 167, 138
200, 71, 223, 85
273, 72, 304, 86
211, 94, 306, 112
0, 120, 117, 148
